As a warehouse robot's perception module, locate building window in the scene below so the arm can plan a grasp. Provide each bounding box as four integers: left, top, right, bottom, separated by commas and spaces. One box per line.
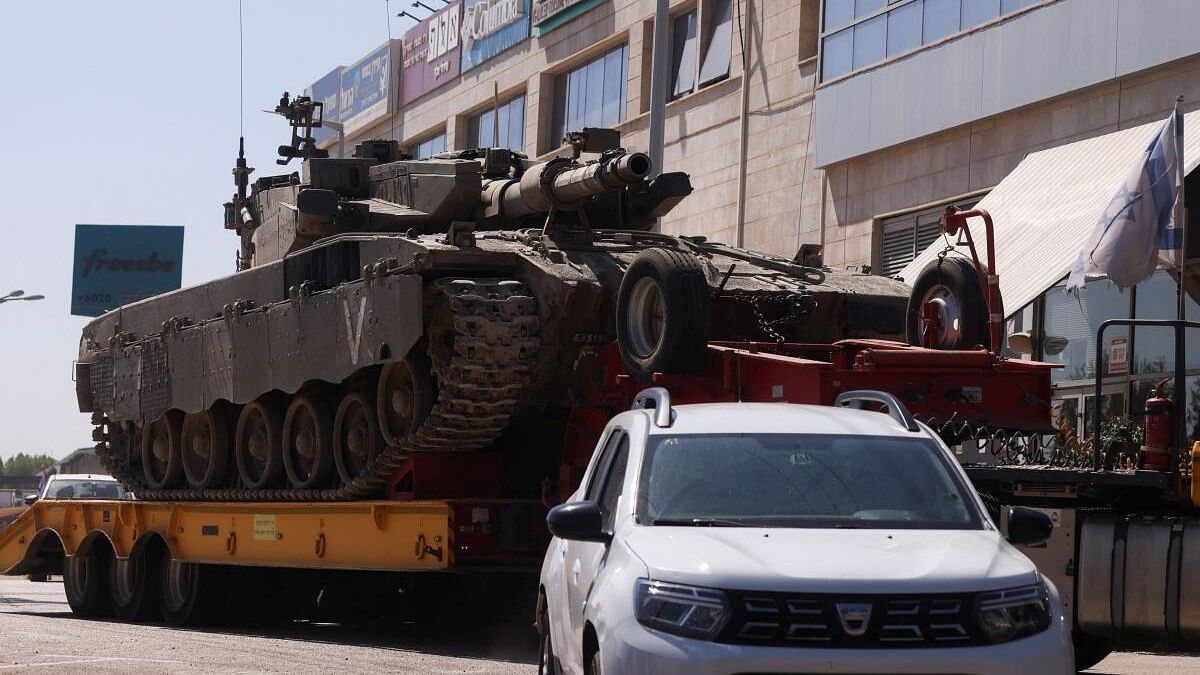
468, 94, 526, 151
697, 0, 734, 85
551, 44, 628, 149
819, 0, 1044, 81
412, 132, 446, 158
671, 12, 698, 98
878, 197, 979, 279
669, 0, 734, 100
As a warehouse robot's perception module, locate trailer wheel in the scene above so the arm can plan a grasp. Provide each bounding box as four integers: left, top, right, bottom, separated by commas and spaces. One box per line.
377, 354, 434, 447
282, 395, 334, 489
158, 556, 224, 626
141, 411, 184, 490
333, 391, 382, 487
616, 248, 710, 380
64, 544, 112, 618
905, 257, 997, 350
181, 408, 230, 490
1072, 631, 1114, 672
235, 398, 286, 489
109, 549, 159, 622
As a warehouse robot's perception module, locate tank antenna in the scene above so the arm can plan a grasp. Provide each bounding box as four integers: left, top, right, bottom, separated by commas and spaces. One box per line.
385, 0, 398, 144
238, 0, 245, 138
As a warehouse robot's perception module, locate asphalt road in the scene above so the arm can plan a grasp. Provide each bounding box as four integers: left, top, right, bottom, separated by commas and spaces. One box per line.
2, 577, 1198, 674
0, 577, 537, 674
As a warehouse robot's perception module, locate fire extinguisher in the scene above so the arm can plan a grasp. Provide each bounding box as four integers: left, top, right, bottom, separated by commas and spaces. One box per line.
1143, 380, 1173, 470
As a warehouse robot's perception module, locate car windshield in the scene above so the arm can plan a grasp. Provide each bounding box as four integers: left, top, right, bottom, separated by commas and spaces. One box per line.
45, 479, 129, 500
638, 433, 982, 529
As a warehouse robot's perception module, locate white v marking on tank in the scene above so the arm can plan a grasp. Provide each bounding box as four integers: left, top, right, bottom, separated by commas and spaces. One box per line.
343, 296, 368, 365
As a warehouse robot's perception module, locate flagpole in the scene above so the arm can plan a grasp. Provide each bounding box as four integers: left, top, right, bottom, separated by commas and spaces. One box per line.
1176, 95, 1188, 321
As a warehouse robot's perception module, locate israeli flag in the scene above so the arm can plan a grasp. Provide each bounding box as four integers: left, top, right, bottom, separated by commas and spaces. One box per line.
1067, 107, 1183, 292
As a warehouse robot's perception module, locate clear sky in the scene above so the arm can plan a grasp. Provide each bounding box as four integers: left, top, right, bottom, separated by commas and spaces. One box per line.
0, 1, 409, 461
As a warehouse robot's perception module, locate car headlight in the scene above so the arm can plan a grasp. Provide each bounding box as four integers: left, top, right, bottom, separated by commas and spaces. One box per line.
635, 579, 730, 640
976, 582, 1051, 643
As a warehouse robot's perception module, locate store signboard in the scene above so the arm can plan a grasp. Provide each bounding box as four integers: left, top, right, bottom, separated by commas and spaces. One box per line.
402, 1, 463, 105
71, 224, 185, 317
340, 41, 400, 135
307, 67, 343, 147
531, 0, 604, 34
461, 0, 530, 72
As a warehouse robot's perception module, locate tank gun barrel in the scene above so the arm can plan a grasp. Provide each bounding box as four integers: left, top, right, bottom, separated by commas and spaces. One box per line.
486, 151, 653, 222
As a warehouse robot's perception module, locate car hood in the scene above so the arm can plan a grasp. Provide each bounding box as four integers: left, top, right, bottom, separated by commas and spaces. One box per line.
625, 526, 1037, 594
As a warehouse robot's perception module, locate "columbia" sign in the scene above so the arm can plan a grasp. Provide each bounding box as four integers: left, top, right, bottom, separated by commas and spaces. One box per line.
462, 0, 523, 48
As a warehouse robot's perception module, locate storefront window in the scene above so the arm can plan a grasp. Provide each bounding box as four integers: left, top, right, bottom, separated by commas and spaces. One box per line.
886, 1, 923, 56
412, 132, 446, 158
1131, 269, 1200, 376
1003, 302, 1034, 360
552, 44, 627, 149
1041, 278, 1129, 384
961, 0, 999, 29
468, 94, 526, 151
819, 0, 1044, 81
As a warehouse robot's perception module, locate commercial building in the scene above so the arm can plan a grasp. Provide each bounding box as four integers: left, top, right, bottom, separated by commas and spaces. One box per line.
305, 0, 1200, 436
817, 0, 1200, 439
308, 0, 822, 253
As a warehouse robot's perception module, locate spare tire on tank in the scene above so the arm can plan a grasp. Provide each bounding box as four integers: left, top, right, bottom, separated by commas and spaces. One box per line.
616, 248, 711, 380
905, 256, 1000, 350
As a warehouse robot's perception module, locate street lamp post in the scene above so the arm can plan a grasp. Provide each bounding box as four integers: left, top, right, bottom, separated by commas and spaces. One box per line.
0, 290, 44, 305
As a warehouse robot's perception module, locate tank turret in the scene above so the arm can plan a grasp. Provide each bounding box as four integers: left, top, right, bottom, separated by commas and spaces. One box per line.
237, 124, 691, 267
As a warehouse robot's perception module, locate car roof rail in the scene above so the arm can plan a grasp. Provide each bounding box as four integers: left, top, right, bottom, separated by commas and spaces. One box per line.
833, 390, 920, 432
632, 387, 673, 428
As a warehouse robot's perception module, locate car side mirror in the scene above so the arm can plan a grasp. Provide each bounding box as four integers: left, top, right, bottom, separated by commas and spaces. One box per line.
23, 494, 39, 506
546, 501, 610, 543
1006, 506, 1053, 547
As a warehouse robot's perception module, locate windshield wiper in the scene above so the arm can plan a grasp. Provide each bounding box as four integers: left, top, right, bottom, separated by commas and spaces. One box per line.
652, 518, 759, 527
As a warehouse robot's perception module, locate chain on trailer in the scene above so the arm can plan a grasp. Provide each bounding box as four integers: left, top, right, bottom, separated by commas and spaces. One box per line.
92, 278, 540, 502
920, 416, 1096, 469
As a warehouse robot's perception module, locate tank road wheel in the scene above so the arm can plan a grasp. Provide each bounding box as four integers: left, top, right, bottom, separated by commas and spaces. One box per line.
616, 248, 711, 380
158, 556, 224, 626
333, 391, 382, 487
282, 395, 334, 489
64, 544, 112, 618
376, 354, 434, 447
181, 409, 230, 490
109, 549, 159, 622
141, 411, 184, 490
235, 399, 286, 489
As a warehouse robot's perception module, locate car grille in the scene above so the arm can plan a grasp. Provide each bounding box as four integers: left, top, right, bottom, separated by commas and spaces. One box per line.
719, 591, 985, 648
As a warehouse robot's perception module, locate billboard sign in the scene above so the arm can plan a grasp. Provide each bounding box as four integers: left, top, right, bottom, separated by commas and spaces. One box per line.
307, 67, 343, 148
461, 0, 530, 72
531, 0, 604, 34
402, 2, 463, 105
340, 41, 400, 135
71, 224, 185, 317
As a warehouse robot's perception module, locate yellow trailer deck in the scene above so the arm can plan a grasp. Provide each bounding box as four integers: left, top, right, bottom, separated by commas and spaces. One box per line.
0, 498, 470, 626
0, 499, 452, 575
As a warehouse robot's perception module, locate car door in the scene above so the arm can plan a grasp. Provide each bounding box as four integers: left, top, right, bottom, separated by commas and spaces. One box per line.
563, 430, 630, 668
551, 426, 620, 671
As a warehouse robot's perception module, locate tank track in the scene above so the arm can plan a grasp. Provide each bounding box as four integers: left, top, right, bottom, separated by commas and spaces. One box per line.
93, 278, 540, 501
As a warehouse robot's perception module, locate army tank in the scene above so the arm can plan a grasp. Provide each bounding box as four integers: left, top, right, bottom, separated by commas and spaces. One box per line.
77, 93, 912, 502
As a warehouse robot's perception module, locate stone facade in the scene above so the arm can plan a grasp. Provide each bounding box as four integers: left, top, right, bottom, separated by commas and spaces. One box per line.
827, 52, 1200, 277
346, 0, 824, 260
337, 0, 1200, 281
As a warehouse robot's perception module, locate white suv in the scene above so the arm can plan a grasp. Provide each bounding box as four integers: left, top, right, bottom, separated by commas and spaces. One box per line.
536, 389, 1073, 675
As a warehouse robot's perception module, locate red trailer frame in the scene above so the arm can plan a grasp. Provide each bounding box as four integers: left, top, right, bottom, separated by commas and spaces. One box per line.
557, 339, 1057, 500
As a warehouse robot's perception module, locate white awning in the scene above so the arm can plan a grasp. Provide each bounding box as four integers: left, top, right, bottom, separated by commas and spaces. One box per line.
897, 110, 1200, 316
